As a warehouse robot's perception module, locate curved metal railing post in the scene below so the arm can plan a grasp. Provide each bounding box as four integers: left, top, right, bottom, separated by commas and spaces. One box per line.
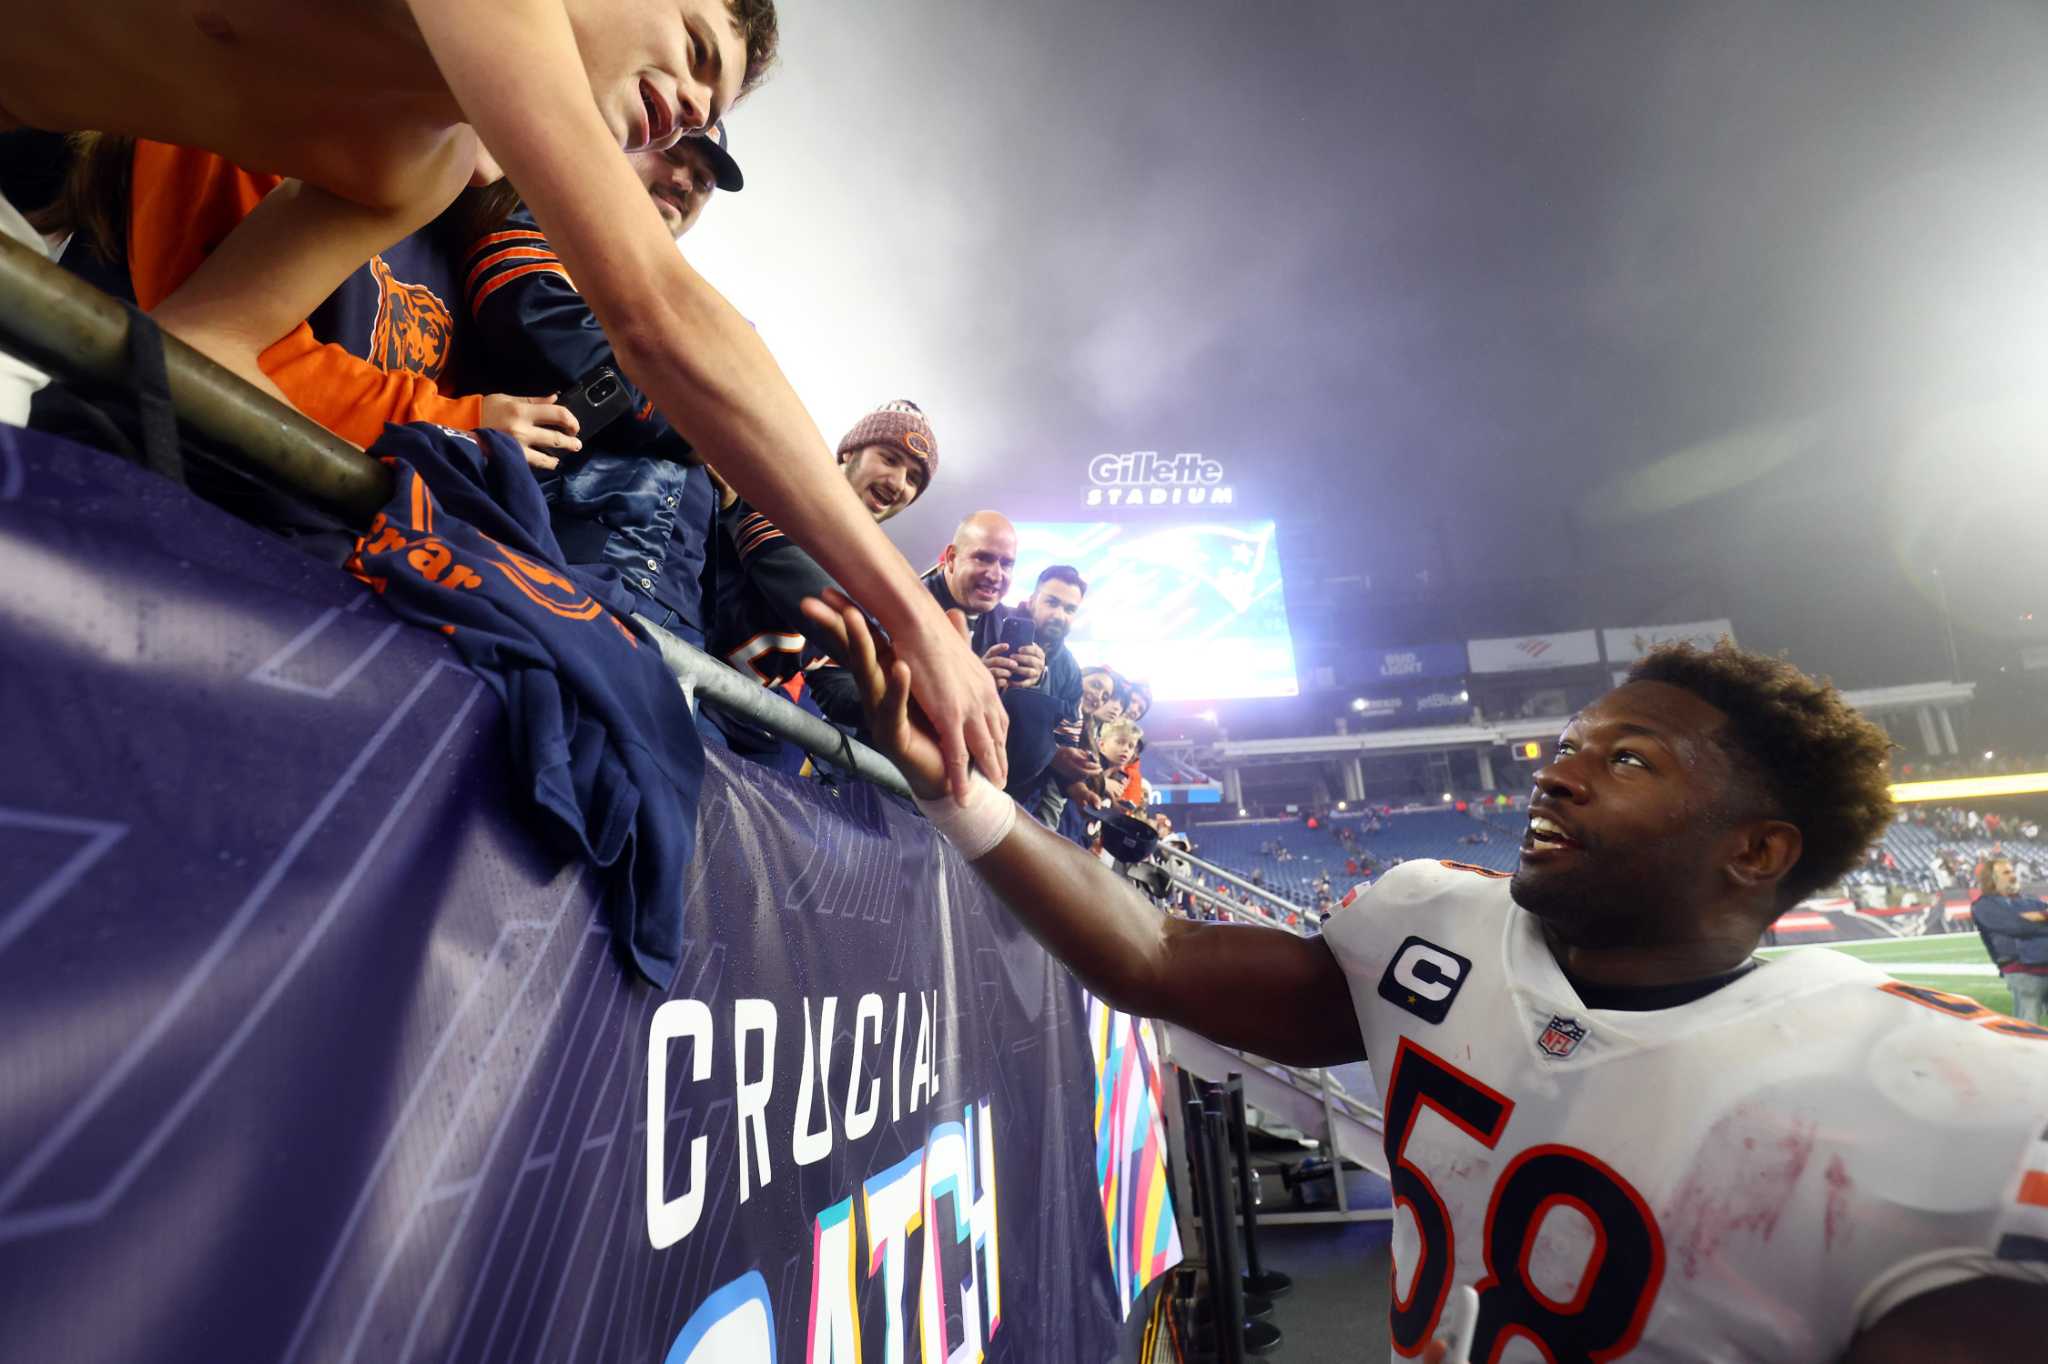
1172, 845, 1317, 919
0, 233, 391, 522
633, 615, 913, 800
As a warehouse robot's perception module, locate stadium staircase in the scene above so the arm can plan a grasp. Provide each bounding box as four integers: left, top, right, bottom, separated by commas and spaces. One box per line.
1151, 847, 1392, 1213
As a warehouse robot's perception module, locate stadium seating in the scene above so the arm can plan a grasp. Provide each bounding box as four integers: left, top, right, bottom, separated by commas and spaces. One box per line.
1187, 806, 2048, 907
1850, 818, 2048, 895
1139, 746, 1215, 788
1185, 808, 1519, 905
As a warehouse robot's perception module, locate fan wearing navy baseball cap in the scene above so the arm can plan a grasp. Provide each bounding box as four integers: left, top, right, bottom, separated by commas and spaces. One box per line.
459, 118, 750, 651
691, 119, 745, 192
632, 118, 744, 238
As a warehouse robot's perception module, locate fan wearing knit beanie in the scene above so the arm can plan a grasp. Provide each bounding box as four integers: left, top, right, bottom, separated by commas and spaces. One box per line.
834, 399, 936, 523
701, 399, 939, 768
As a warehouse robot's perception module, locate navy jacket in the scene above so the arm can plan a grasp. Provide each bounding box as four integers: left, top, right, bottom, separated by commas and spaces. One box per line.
696, 494, 840, 765
463, 205, 713, 640
1972, 893, 2048, 970
350, 422, 705, 989
707, 495, 839, 687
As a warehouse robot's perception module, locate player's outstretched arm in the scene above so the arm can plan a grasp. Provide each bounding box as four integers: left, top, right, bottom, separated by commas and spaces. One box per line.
802, 591, 1368, 1068
1842, 1278, 2048, 1362
405, 0, 1007, 800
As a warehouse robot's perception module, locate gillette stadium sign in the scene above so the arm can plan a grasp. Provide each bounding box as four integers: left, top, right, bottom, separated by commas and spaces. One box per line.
1086, 451, 1236, 508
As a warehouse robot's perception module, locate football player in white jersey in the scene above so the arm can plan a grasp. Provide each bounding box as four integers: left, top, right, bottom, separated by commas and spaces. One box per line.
803, 589, 2048, 1363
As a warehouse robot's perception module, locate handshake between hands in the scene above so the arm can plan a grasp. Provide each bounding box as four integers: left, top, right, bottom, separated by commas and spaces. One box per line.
800, 588, 966, 802
800, 588, 1099, 808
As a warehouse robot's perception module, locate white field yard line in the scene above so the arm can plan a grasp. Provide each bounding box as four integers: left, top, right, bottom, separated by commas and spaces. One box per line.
1757, 949, 2002, 975
1760, 939, 1989, 960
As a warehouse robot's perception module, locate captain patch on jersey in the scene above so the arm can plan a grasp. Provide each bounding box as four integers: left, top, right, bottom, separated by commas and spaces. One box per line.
1376, 935, 1472, 1025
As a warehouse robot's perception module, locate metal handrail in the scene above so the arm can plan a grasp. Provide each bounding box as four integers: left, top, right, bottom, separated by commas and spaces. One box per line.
1172, 845, 1315, 918
0, 233, 392, 521
0, 233, 911, 795
1148, 862, 1387, 1130
634, 615, 911, 799
1157, 864, 1301, 933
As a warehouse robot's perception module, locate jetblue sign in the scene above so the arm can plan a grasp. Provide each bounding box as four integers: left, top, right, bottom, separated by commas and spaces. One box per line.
1085, 451, 1235, 508
1351, 686, 1471, 726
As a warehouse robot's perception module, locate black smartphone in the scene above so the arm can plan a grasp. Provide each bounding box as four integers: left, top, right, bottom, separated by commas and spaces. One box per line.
998, 615, 1036, 653
560, 366, 634, 443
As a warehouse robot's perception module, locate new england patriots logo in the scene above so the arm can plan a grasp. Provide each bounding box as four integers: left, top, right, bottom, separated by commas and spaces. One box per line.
1537, 1014, 1587, 1059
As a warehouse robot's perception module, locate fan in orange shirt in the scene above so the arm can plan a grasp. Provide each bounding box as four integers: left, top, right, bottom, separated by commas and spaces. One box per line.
102, 136, 579, 463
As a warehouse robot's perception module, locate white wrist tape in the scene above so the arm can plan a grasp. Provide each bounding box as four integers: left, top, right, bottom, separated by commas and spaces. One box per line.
915, 773, 1018, 861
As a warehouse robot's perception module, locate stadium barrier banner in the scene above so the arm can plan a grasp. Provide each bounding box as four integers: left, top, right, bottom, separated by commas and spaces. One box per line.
0, 429, 1142, 1364
1085, 997, 1184, 1318
1600, 618, 1737, 663
1351, 641, 1470, 684
1465, 628, 1602, 673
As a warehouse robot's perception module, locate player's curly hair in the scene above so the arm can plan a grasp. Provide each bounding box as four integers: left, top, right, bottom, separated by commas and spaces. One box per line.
729, 0, 780, 95
1626, 641, 1896, 907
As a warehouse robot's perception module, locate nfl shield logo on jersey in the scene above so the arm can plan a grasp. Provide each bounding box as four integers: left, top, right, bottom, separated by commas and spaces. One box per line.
1536, 1013, 1587, 1058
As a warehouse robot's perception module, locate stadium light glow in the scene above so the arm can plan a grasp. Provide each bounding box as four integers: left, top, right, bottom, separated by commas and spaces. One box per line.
1889, 772, 2048, 804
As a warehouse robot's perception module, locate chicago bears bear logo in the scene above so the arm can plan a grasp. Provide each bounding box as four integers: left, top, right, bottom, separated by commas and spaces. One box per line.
367, 256, 455, 379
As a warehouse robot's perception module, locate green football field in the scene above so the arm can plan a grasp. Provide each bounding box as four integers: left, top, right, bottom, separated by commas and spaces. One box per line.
1758, 933, 2016, 1014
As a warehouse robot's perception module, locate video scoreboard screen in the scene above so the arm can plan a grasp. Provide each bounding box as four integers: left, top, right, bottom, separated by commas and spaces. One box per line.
1010, 520, 1298, 701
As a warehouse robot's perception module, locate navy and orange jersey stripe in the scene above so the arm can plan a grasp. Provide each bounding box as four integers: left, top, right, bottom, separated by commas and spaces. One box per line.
707, 497, 837, 690
463, 230, 567, 314
459, 204, 677, 458
731, 510, 787, 561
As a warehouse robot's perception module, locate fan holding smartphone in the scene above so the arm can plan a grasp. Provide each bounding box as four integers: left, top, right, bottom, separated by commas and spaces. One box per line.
986, 612, 1047, 690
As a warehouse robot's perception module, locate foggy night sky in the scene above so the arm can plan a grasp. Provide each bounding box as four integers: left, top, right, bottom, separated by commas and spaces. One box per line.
680, 0, 2048, 691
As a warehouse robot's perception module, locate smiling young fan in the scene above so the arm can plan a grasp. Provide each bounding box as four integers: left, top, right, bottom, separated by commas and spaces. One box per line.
799, 603, 2048, 1364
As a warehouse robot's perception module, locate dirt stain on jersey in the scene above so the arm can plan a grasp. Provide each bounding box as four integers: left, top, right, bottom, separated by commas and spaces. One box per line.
1663, 1109, 1817, 1279
1822, 1155, 1854, 1252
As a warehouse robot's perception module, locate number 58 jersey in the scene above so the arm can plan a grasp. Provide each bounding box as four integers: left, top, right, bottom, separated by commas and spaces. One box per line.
1320, 860, 2048, 1362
